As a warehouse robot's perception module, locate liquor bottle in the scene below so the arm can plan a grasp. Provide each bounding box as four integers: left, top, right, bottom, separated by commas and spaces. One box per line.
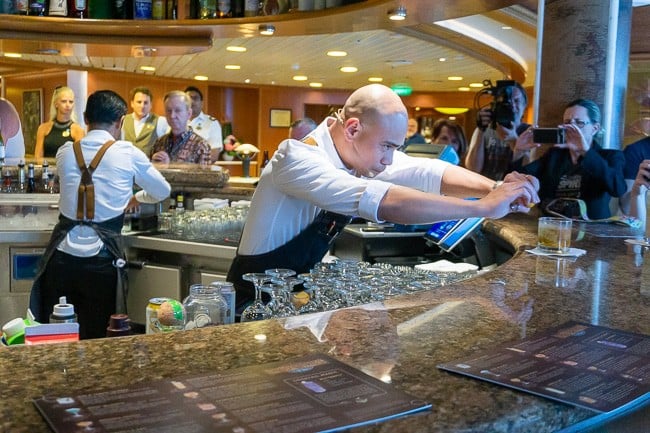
152, 0, 164, 18
261, 150, 270, 168
244, 0, 260, 17
217, 0, 231, 17
15, 0, 29, 14
28, 0, 47, 15
17, 160, 26, 192
175, 192, 185, 213
231, 0, 243, 16
0, 129, 5, 169
113, 0, 133, 18
89, 0, 112, 17
198, 0, 216, 18
133, 0, 152, 18
165, 0, 177, 18
48, 0, 68, 16
68, 0, 87, 17
26, 163, 36, 193
41, 160, 50, 190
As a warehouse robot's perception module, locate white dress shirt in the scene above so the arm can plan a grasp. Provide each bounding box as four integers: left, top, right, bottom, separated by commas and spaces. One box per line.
120, 113, 169, 141
56, 129, 171, 257
237, 117, 450, 255
189, 111, 223, 152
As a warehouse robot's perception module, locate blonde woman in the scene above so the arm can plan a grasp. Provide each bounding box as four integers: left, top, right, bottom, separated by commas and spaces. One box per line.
34, 86, 85, 159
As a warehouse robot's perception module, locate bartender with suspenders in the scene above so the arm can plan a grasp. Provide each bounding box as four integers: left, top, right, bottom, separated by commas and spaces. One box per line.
30, 90, 170, 339
227, 84, 540, 310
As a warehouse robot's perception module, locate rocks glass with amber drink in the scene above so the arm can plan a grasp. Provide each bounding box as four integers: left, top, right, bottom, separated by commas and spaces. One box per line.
537, 217, 572, 253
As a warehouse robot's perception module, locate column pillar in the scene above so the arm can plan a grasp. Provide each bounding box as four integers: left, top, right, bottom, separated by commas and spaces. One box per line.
67, 70, 88, 127
536, 0, 632, 149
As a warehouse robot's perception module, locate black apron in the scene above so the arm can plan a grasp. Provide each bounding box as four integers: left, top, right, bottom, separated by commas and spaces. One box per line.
29, 214, 127, 323
227, 210, 352, 310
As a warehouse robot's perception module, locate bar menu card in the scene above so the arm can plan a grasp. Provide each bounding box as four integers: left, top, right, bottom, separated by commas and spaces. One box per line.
34, 353, 430, 433
438, 321, 650, 413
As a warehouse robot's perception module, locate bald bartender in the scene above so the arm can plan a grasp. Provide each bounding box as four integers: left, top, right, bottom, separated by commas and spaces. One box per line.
227, 84, 540, 309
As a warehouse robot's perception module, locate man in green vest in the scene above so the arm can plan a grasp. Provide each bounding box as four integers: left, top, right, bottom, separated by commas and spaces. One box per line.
121, 86, 169, 158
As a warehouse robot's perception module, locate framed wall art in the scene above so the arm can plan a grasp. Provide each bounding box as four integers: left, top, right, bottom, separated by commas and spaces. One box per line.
22, 89, 43, 155
270, 108, 292, 128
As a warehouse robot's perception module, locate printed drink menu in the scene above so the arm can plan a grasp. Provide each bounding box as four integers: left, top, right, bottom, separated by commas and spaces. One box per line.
34, 353, 430, 433
438, 321, 650, 414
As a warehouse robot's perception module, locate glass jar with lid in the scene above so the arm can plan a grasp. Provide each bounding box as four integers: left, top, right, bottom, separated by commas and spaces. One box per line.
182, 284, 228, 329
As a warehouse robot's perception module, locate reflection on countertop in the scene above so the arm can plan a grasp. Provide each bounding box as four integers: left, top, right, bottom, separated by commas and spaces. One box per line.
1, 214, 649, 432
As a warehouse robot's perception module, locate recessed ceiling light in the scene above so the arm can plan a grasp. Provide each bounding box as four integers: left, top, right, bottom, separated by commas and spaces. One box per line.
438, 57, 447, 62
258, 24, 275, 35
309, 82, 323, 88
447, 76, 463, 81
340, 66, 358, 73
194, 75, 208, 81
244, 79, 251, 83
501, 26, 512, 30
368, 77, 383, 82
469, 82, 484, 88
35, 48, 60, 55
4, 52, 22, 58
327, 50, 347, 57
458, 87, 471, 92
227, 46, 247, 52
435, 107, 469, 115
388, 5, 406, 21
140, 65, 156, 72
293, 75, 308, 81
225, 64, 241, 70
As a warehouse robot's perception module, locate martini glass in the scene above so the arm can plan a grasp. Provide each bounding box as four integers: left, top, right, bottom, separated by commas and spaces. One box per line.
240, 273, 272, 322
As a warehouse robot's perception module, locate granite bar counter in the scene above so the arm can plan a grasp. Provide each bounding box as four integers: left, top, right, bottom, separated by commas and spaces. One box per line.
1, 215, 649, 432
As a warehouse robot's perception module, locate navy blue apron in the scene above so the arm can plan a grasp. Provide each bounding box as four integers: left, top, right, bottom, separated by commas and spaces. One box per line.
227, 210, 352, 310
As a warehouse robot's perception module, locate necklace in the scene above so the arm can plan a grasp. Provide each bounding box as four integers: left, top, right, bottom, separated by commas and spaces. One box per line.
54, 118, 73, 128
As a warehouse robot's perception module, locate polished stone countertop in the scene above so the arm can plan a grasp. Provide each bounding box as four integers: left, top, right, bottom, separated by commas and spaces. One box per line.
1, 214, 649, 432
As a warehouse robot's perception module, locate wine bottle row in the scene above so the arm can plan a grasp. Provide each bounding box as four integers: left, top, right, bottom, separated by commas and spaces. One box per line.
1, 0, 364, 19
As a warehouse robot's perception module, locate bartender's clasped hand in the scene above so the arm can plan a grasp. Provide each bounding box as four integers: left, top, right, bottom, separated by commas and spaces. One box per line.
487, 171, 540, 218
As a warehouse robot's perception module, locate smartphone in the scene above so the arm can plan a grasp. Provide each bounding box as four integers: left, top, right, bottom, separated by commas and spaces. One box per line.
533, 127, 565, 144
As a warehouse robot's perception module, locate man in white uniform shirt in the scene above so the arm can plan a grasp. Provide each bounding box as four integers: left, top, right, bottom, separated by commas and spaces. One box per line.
185, 86, 222, 162
228, 84, 540, 309
31, 90, 171, 339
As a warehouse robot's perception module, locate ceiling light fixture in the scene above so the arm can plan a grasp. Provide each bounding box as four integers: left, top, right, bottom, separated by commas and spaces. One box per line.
434, 107, 469, 115
327, 50, 347, 57
388, 5, 406, 21
140, 65, 156, 72
258, 24, 275, 36
447, 76, 463, 81
226, 46, 247, 52
368, 77, 383, 83
309, 82, 323, 88
194, 75, 209, 81
293, 75, 308, 81
225, 64, 241, 70
458, 87, 471, 92
4, 52, 22, 58
339, 66, 358, 73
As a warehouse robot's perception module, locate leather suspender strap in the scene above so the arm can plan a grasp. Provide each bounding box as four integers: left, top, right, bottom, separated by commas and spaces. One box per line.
72, 140, 116, 221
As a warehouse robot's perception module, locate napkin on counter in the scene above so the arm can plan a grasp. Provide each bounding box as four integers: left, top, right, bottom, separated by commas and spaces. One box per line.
193, 198, 230, 210
525, 247, 586, 257
415, 259, 478, 273
231, 200, 251, 207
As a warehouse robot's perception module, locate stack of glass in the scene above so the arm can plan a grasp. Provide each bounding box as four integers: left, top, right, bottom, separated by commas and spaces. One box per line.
157, 206, 248, 244
241, 259, 477, 320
